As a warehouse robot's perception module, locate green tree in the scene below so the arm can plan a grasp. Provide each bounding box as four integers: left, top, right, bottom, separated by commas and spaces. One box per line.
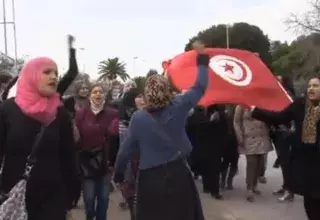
146, 69, 158, 78
133, 76, 146, 92
270, 41, 293, 75
271, 33, 320, 80
185, 22, 272, 67
98, 57, 130, 82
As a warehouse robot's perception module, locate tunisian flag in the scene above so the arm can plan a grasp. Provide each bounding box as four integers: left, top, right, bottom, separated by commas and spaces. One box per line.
164, 48, 292, 111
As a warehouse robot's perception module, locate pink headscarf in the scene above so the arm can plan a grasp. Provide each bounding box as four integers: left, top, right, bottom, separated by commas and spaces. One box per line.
15, 57, 61, 125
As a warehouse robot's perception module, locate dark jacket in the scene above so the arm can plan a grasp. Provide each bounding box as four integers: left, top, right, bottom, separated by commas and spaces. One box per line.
0, 99, 77, 218
252, 97, 320, 197
75, 106, 119, 167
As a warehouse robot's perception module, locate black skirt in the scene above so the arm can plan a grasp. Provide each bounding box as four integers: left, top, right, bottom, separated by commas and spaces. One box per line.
135, 159, 205, 220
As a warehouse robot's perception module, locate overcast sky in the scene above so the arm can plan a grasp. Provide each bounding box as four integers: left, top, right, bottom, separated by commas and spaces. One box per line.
0, 0, 309, 79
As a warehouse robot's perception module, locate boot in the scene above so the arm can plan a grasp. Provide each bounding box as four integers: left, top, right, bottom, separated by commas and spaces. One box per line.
246, 190, 255, 202
273, 188, 285, 196
211, 192, 224, 200
220, 170, 227, 190
226, 168, 237, 190
278, 191, 294, 202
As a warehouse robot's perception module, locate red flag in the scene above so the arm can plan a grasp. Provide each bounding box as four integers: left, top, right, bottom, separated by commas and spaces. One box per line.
165, 48, 292, 111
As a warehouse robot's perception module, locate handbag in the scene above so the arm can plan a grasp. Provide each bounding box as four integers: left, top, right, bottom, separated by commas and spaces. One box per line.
0, 125, 47, 220
79, 147, 106, 178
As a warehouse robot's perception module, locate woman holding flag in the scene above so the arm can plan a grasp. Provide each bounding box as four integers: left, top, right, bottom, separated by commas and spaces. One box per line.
252, 76, 320, 220
114, 43, 208, 220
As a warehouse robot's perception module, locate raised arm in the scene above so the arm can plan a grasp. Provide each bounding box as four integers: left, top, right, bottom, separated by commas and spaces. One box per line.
173, 54, 209, 114
251, 98, 300, 125
57, 35, 79, 96
113, 112, 138, 183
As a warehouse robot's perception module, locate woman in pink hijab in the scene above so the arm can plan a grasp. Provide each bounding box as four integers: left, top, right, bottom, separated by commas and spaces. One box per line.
0, 55, 77, 219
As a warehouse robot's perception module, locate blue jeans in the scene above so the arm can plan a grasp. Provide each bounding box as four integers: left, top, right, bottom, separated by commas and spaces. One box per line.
83, 175, 110, 220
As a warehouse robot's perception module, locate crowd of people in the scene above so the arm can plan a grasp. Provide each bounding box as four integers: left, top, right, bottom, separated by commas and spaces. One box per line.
0, 37, 318, 220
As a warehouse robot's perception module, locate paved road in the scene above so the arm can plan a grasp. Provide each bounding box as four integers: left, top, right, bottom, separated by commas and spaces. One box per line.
71, 152, 307, 220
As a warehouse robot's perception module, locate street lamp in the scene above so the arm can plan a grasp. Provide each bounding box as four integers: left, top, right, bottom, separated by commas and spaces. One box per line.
79, 47, 85, 73
133, 56, 138, 75
0, 0, 18, 72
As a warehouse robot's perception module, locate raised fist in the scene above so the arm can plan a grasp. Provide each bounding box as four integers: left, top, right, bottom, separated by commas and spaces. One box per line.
67, 35, 75, 48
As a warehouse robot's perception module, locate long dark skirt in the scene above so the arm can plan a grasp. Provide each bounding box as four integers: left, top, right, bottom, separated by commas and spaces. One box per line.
135, 159, 204, 220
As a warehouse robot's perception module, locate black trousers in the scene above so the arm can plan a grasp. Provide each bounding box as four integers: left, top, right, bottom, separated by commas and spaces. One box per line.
304, 196, 320, 220
274, 134, 292, 190
221, 151, 239, 173
127, 196, 135, 220
202, 157, 221, 194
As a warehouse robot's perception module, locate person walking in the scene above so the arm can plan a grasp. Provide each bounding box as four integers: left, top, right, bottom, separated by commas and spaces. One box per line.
114, 44, 208, 220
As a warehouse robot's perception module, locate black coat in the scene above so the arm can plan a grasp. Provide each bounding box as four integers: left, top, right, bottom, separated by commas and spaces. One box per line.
186, 106, 227, 175
252, 97, 320, 198
0, 99, 77, 218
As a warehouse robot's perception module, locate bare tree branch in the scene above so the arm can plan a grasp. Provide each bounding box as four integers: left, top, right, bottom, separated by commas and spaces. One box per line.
285, 0, 320, 33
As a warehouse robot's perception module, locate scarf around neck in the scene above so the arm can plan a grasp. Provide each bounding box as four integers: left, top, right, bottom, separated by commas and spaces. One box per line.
90, 100, 105, 115
301, 100, 320, 144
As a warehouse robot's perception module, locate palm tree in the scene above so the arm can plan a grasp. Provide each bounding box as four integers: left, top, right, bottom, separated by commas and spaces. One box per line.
98, 57, 130, 82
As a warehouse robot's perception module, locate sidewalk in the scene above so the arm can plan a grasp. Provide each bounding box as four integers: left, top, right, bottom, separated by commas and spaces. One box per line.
70, 189, 238, 220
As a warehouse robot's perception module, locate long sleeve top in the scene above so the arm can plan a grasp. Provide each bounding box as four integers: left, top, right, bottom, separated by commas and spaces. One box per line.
114, 65, 208, 176
75, 106, 119, 166
251, 97, 320, 197
57, 48, 79, 96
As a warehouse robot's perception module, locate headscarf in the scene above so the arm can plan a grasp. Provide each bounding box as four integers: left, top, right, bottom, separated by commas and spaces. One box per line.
74, 80, 90, 108
123, 80, 137, 93
118, 80, 137, 99
15, 57, 61, 125
89, 83, 106, 115
301, 99, 320, 144
90, 100, 105, 114
119, 87, 140, 122
144, 75, 173, 111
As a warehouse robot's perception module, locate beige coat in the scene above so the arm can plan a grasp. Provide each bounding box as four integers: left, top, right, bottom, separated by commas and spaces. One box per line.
233, 105, 273, 155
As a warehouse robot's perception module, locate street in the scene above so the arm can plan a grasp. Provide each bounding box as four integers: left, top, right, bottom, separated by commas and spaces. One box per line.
71, 152, 307, 220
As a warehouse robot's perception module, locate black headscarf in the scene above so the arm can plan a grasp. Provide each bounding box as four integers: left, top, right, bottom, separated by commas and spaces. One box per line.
119, 87, 141, 123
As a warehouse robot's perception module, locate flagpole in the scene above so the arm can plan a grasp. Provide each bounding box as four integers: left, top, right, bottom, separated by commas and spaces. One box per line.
2, 0, 7, 55
133, 56, 138, 76
226, 24, 230, 49
12, 0, 18, 69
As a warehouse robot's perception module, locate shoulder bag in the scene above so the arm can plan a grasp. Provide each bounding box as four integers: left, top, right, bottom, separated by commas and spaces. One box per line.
0, 125, 47, 220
